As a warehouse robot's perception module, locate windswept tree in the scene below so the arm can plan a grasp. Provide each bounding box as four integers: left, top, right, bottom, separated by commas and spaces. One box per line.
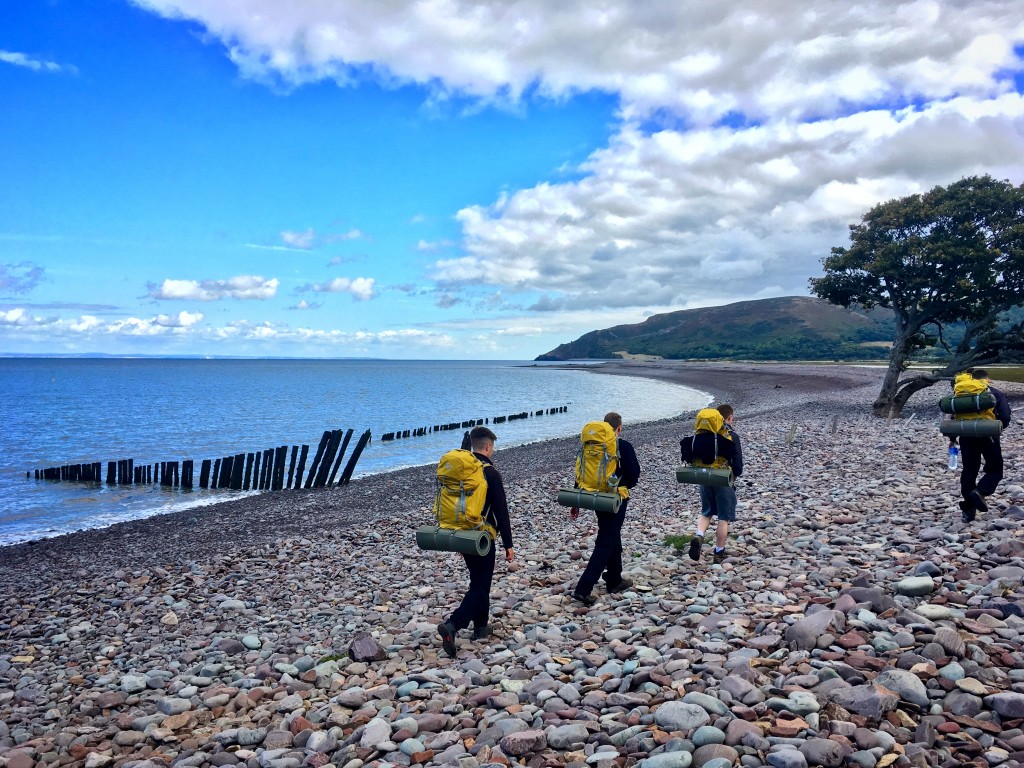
810, 175, 1024, 417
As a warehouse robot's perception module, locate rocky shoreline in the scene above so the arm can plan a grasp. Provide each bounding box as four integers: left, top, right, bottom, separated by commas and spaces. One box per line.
2, 362, 1024, 768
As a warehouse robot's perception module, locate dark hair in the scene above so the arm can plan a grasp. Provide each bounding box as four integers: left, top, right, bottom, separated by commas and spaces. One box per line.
972, 369, 989, 379
604, 412, 622, 430
717, 404, 734, 419
470, 426, 497, 450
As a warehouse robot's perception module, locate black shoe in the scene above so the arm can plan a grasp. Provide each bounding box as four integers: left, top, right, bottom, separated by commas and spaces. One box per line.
472, 625, 492, 641
968, 490, 988, 513
571, 591, 597, 607
959, 500, 976, 523
688, 537, 703, 562
712, 548, 727, 563
607, 577, 633, 593
438, 621, 457, 657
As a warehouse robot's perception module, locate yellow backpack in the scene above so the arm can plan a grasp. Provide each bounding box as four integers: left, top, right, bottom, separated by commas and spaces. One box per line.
691, 408, 732, 469
952, 373, 997, 422
575, 421, 627, 499
434, 449, 496, 539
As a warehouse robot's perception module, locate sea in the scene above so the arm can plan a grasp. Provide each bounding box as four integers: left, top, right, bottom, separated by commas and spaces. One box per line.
0, 358, 710, 546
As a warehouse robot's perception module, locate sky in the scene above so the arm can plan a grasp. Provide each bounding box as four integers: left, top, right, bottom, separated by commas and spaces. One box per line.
2, 1, 1023, 360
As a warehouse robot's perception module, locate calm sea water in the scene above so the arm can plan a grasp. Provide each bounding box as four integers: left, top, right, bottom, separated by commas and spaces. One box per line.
0, 358, 709, 546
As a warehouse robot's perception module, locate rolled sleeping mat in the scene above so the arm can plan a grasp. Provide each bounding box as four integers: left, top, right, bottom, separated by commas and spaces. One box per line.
415, 525, 492, 556
556, 488, 621, 514
939, 392, 997, 414
676, 465, 735, 487
939, 419, 1003, 437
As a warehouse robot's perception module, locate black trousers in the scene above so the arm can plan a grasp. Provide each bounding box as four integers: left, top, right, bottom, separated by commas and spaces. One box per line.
575, 498, 627, 596
448, 541, 496, 631
960, 435, 1003, 500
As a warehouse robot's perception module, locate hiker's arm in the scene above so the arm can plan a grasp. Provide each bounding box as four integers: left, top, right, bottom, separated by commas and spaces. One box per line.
994, 388, 1012, 427
730, 432, 744, 477
618, 440, 640, 488
485, 466, 514, 550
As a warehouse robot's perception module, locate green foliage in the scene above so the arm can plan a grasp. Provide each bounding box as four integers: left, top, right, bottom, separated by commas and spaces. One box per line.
663, 534, 695, 550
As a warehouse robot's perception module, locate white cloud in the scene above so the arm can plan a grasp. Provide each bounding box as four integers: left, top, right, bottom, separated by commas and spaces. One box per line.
155, 310, 204, 327
129, 1, 1023, 123
325, 228, 366, 242
305, 276, 376, 300
281, 228, 315, 249
0, 50, 76, 74
149, 275, 279, 301
0, 307, 456, 348
127, 1, 1024, 320
416, 238, 456, 252
438, 93, 1024, 310
0, 308, 28, 324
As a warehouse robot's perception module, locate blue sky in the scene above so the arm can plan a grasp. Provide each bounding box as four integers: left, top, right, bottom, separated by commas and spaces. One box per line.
2, 1, 1023, 359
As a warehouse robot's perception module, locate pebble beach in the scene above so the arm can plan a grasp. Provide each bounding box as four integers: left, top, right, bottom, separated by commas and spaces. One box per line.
2, 361, 1024, 768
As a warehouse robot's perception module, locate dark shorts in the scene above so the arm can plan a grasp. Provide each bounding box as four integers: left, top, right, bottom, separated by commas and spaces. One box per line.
699, 485, 737, 522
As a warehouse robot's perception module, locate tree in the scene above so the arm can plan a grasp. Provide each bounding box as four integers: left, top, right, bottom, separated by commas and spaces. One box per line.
810, 175, 1024, 417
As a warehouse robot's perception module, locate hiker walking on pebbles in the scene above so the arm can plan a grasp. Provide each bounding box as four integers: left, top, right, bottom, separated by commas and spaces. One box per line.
437, 426, 514, 656
956, 369, 1012, 523
569, 412, 641, 606
680, 404, 743, 563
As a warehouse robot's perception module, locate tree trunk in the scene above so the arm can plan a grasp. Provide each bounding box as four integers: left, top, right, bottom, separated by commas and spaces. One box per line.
872, 330, 913, 417
892, 375, 943, 414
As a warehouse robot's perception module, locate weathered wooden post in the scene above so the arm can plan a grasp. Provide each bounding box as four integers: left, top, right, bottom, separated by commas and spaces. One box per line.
199, 459, 211, 489
338, 429, 372, 486
304, 431, 332, 488
264, 448, 276, 489
230, 453, 244, 490
287, 446, 298, 488
243, 453, 255, 490
327, 429, 353, 485
313, 430, 342, 488
212, 458, 221, 488
294, 445, 309, 489
271, 445, 287, 490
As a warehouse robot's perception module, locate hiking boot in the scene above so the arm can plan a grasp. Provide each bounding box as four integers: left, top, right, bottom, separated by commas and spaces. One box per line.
712, 548, 727, 564
688, 536, 703, 562
472, 625, 492, 641
959, 500, 976, 523
438, 621, 457, 657
968, 490, 988, 513
607, 577, 633, 593
571, 591, 597, 607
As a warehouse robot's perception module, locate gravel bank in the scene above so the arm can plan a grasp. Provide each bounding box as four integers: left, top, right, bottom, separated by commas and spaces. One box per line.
2, 362, 1023, 768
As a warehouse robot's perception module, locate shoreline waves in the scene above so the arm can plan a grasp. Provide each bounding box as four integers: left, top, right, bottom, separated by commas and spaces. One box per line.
2, 361, 1024, 768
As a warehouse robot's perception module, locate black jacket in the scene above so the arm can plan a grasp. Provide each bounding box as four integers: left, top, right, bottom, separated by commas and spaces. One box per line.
992, 386, 1012, 428
680, 429, 743, 477
615, 438, 641, 489
475, 452, 513, 549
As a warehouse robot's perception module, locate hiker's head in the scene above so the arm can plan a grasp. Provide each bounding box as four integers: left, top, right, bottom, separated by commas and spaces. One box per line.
717, 404, 734, 424
604, 412, 623, 434
972, 369, 989, 380
470, 426, 497, 455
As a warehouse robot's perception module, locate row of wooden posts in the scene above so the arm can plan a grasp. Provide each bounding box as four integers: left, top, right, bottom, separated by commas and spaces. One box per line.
380, 405, 568, 442
33, 427, 371, 492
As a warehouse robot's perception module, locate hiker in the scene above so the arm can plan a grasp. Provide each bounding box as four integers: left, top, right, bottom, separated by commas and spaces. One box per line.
680, 404, 743, 563
570, 412, 641, 606
437, 426, 514, 656
957, 369, 1012, 522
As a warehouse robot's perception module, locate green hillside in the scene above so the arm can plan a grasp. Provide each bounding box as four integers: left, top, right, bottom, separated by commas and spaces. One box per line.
535, 296, 894, 361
